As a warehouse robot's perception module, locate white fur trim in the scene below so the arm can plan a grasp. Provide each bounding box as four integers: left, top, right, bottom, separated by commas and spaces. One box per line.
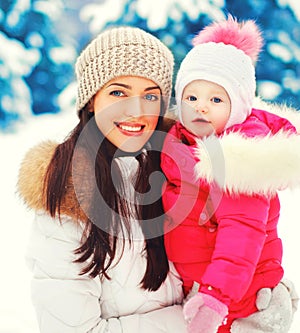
194, 130, 300, 196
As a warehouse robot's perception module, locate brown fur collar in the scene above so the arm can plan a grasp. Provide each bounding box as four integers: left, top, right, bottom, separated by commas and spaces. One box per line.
17, 140, 88, 222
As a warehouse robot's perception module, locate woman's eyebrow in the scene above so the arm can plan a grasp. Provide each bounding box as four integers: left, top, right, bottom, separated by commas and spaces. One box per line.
107, 83, 131, 89
107, 83, 160, 92
145, 86, 160, 92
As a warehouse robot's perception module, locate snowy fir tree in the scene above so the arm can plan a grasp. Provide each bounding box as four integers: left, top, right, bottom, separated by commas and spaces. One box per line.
0, 0, 299, 131
0, 0, 75, 131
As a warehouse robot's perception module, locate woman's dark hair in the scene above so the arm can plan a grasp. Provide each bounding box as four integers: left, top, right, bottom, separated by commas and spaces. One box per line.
44, 97, 174, 291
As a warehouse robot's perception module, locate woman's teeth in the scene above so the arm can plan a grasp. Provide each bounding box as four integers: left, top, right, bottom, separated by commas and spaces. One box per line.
118, 124, 143, 132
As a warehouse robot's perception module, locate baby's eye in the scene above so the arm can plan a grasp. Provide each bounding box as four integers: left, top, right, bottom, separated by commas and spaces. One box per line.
187, 95, 197, 101
110, 90, 125, 97
144, 94, 159, 101
212, 97, 222, 103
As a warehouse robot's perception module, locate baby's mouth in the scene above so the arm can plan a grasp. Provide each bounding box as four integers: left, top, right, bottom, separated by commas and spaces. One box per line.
192, 118, 209, 123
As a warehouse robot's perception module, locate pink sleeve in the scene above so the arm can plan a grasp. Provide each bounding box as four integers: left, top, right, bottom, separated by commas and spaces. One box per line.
200, 193, 270, 304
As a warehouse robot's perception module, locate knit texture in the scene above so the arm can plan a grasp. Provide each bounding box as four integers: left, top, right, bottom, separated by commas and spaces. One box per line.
75, 26, 174, 112
175, 16, 262, 129
175, 42, 256, 128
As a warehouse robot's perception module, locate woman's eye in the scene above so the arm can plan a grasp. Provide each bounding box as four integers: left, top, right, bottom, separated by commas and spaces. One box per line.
212, 97, 222, 103
144, 94, 159, 101
110, 90, 125, 97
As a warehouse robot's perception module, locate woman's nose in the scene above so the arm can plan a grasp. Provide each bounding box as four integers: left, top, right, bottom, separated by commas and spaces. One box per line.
124, 96, 143, 117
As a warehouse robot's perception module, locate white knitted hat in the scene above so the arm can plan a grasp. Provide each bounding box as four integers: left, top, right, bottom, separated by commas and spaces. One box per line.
175, 16, 263, 129
75, 26, 174, 113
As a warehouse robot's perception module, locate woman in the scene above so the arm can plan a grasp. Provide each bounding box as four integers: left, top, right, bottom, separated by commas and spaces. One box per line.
17, 26, 297, 332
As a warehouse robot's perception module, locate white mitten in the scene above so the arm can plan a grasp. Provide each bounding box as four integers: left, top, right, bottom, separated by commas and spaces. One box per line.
231, 279, 299, 333
280, 278, 299, 315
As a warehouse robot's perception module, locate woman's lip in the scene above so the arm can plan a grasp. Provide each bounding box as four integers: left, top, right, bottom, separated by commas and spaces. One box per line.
114, 122, 146, 135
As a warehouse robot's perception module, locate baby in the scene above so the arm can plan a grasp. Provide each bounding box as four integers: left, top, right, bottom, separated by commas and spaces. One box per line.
161, 15, 300, 333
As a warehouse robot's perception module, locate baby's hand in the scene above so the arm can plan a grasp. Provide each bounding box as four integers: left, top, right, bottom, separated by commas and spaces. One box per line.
183, 292, 228, 333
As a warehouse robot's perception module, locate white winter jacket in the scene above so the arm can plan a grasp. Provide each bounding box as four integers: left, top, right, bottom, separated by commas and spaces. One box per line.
26, 212, 185, 333
18, 146, 186, 333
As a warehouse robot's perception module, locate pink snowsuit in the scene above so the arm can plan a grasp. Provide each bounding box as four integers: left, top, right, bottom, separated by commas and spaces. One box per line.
161, 108, 296, 331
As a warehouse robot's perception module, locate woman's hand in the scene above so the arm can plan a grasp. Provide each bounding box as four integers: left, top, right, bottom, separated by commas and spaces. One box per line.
231, 278, 299, 333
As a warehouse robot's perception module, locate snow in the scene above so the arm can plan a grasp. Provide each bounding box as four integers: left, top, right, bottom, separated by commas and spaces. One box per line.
257, 81, 282, 100
277, 0, 300, 20
0, 32, 40, 120
268, 42, 293, 63
1, 109, 300, 332
79, 0, 226, 32
79, 0, 127, 33
134, 0, 225, 29
0, 33, 40, 77
0, 111, 77, 333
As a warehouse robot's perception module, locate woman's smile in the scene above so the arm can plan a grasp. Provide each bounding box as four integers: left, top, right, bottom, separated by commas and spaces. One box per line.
114, 121, 146, 135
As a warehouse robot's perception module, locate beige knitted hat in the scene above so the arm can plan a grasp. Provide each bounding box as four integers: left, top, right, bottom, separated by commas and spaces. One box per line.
75, 26, 174, 112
